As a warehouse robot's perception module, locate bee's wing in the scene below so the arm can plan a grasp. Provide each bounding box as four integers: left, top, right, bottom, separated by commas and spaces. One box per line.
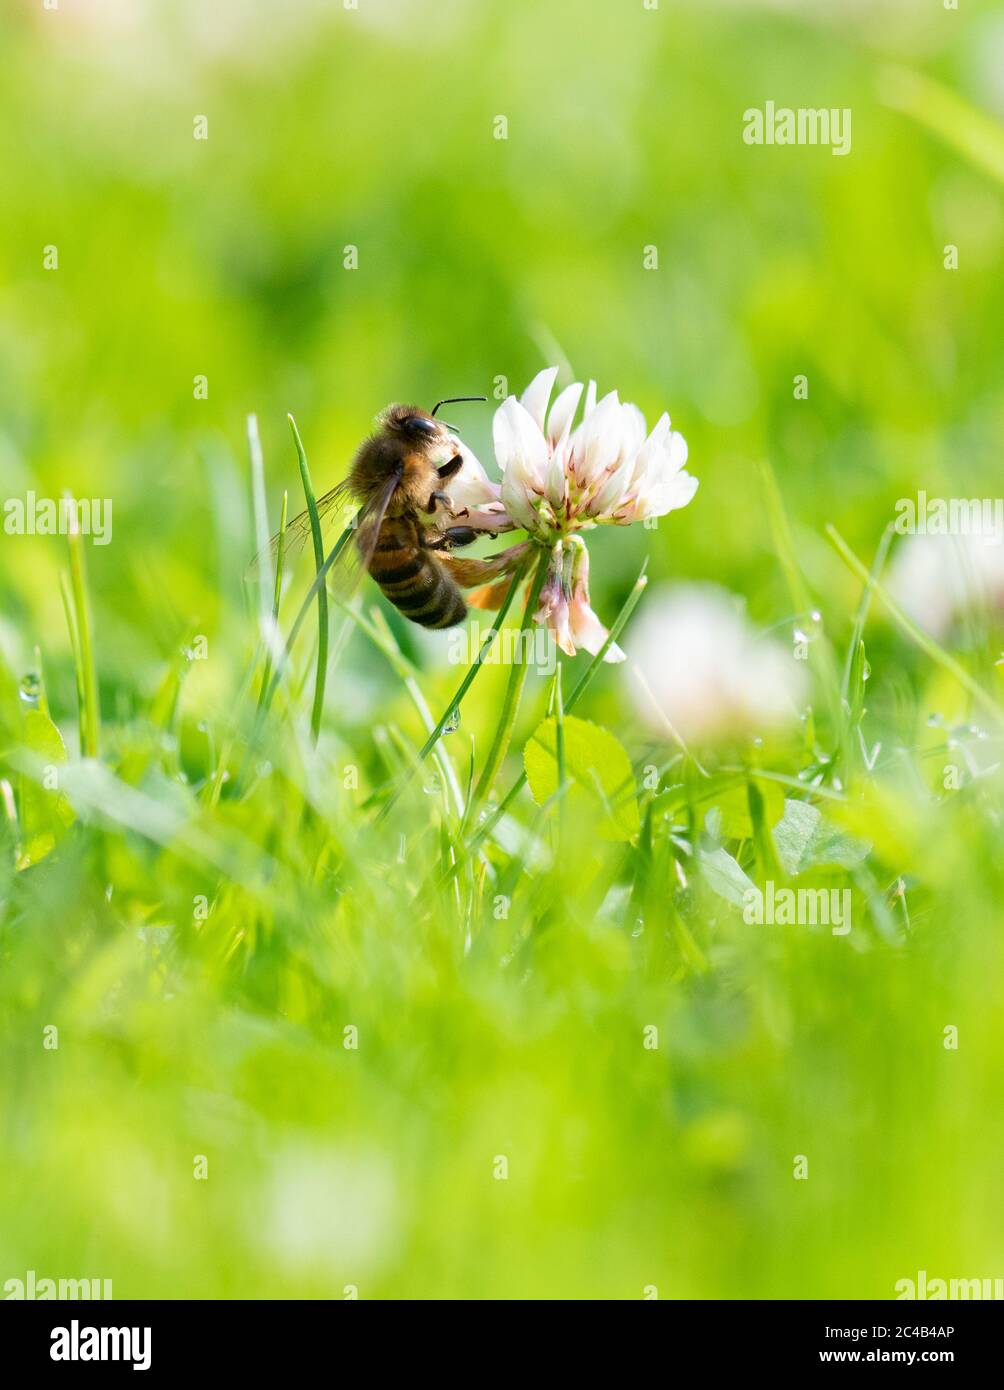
246, 477, 358, 583
350, 470, 401, 579
323, 472, 401, 674
293, 469, 402, 613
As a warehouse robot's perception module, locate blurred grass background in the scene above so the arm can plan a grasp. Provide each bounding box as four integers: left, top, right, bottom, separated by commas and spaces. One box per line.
2, 0, 1004, 1299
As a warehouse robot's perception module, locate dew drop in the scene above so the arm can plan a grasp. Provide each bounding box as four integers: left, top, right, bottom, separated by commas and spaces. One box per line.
442, 708, 461, 735
18, 673, 41, 707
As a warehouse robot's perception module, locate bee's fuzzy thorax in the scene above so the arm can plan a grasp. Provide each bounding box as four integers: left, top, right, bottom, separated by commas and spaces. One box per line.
349, 424, 443, 517
380, 402, 426, 428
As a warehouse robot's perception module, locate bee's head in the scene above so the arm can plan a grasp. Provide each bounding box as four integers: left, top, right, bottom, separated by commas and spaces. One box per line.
381, 405, 446, 444
381, 396, 487, 442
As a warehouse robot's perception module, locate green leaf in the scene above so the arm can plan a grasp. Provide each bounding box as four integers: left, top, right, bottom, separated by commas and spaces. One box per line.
0, 658, 78, 868
17, 708, 76, 870
524, 715, 640, 841
22, 708, 67, 763
774, 798, 870, 876
698, 846, 756, 907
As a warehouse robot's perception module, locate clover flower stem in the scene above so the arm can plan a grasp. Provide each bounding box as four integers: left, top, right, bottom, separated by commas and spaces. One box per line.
552, 659, 566, 847
469, 545, 553, 817
466, 562, 648, 856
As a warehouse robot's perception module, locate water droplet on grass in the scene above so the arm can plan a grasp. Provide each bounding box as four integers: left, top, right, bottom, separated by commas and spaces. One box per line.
442, 708, 461, 734
19, 673, 40, 706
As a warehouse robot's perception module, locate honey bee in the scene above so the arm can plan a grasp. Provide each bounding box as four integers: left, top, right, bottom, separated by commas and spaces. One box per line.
252, 398, 522, 629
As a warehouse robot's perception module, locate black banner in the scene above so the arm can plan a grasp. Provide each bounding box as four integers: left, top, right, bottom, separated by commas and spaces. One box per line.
2, 1299, 998, 1375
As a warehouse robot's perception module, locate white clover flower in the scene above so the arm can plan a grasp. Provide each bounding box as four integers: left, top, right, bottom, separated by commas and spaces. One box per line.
626, 584, 806, 746
493, 367, 697, 540
441, 439, 506, 518
535, 536, 620, 660
475, 367, 697, 661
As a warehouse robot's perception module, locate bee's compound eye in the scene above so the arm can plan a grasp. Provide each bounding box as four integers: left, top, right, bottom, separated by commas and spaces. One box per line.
404, 415, 438, 438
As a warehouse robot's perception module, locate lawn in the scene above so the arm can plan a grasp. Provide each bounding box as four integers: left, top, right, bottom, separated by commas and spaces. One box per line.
2, 0, 1004, 1300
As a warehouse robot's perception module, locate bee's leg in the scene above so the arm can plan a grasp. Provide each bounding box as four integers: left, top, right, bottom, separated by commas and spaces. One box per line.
424, 526, 479, 552
438, 541, 532, 588
436, 454, 464, 481
426, 489, 453, 514
455, 505, 517, 534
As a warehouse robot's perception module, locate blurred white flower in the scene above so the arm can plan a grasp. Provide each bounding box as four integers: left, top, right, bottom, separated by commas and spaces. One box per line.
626, 584, 806, 745
887, 533, 1004, 640
267, 1142, 399, 1278
479, 368, 696, 660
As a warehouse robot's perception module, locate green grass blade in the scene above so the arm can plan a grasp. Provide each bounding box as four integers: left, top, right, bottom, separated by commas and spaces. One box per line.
288, 414, 328, 743
337, 599, 467, 820
826, 523, 1004, 731
881, 65, 1004, 187
374, 557, 532, 822
257, 490, 288, 713
259, 517, 357, 720
417, 558, 531, 765
470, 545, 551, 814
756, 457, 841, 724
841, 524, 892, 709
248, 414, 272, 625
64, 497, 100, 758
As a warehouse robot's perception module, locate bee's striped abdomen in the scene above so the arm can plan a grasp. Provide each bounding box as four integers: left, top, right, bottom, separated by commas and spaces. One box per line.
368, 518, 467, 629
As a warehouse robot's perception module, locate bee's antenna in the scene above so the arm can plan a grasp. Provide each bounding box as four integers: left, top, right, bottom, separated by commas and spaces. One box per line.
431, 395, 488, 418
